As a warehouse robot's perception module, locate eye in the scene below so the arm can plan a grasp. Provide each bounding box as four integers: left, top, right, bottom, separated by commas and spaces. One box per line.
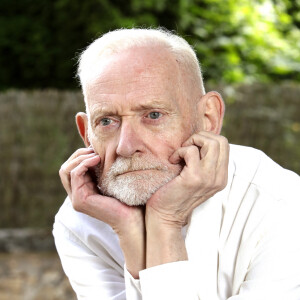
99, 118, 113, 126
147, 112, 162, 120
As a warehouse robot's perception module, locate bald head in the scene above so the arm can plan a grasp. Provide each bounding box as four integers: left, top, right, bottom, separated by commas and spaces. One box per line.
77, 28, 206, 109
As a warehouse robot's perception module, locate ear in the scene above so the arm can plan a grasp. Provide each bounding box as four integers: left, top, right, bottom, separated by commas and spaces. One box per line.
75, 112, 91, 147
197, 91, 225, 134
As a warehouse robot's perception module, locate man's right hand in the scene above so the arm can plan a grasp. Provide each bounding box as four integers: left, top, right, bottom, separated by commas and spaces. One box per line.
59, 147, 146, 278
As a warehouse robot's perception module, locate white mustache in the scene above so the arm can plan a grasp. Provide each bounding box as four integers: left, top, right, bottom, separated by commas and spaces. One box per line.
109, 156, 168, 177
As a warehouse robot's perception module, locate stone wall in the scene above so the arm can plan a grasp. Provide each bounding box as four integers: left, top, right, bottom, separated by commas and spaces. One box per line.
0, 229, 75, 300
0, 252, 75, 300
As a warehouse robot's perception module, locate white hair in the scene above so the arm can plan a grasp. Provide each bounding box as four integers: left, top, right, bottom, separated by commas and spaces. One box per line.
77, 28, 205, 108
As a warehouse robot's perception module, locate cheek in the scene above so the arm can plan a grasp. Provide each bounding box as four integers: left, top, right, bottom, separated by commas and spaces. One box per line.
153, 123, 193, 154
97, 141, 118, 176
149, 134, 183, 161
89, 135, 105, 156
88, 134, 111, 173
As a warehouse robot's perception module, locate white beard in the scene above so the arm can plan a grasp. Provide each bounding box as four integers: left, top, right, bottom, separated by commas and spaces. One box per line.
98, 155, 180, 206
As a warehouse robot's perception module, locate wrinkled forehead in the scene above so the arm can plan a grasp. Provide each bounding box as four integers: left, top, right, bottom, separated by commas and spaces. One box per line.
82, 46, 190, 112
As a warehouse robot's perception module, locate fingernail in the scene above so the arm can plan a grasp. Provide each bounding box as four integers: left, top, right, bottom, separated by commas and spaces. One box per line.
169, 155, 176, 164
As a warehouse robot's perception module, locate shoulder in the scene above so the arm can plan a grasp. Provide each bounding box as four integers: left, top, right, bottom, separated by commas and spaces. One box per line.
229, 144, 300, 203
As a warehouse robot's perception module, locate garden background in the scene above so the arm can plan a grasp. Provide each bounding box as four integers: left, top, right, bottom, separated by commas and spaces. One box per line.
0, 0, 299, 299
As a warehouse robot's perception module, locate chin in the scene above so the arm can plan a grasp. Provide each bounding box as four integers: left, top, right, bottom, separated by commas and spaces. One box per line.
98, 154, 182, 206
101, 170, 177, 206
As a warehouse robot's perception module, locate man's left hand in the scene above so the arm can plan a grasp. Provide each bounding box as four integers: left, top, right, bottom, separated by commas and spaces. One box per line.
147, 131, 229, 228
145, 131, 229, 267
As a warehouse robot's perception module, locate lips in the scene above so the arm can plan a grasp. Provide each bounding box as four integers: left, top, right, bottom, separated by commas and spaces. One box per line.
116, 168, 161, 176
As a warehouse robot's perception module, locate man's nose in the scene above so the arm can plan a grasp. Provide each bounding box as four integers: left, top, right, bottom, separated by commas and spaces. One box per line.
116, 120, 145, 157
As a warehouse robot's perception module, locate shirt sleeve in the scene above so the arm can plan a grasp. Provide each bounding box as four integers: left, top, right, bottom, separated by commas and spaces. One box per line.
139, 261, 199, 300
228, 199, 300, 300
124, 265, 142, 299
53, 218, 126, 300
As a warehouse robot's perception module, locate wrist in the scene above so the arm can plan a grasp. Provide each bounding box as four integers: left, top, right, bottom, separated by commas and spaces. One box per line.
116, 209, 146, 279
113, 207, 145, 237
145, 205, 186, 231
145, 206, 187, 268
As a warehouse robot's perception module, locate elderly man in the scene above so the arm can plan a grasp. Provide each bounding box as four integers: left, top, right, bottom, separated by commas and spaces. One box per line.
53, 28, 300, 300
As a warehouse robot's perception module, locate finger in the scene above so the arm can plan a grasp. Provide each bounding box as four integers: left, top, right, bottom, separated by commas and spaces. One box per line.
217, 135, 229, 168
195, 133, 229, 189
215, 136, 230, 188
199, 132, 228, 164
190, 132, 229, 167
182, 131, 219, 151
59, 153, 98, 192
63, 153, 99, 174
169, 145, 201, 170
65, 147, 95, 164
70, 155, 101, 190
59, 162, 73, 196
169, 145, 220, 198
70, 156, 102, 212
182, 132, 220, 168
60, 154, 100, 196
195, 132, 229, 169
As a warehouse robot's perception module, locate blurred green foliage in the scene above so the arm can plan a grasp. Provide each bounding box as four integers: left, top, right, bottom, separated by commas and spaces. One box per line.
0, 86, 299, 228
0, 0, 299, 90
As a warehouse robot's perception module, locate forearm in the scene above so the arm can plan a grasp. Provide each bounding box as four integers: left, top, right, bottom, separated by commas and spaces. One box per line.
117, 210, 146, 279
145, 207, 187, 268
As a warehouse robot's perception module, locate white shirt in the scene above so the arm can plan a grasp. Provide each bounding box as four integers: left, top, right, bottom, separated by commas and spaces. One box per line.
53, 145, 300, 299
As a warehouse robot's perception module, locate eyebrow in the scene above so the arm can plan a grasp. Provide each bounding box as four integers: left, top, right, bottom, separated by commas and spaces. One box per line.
131, 100, 173, 112
90, 100, 174, 120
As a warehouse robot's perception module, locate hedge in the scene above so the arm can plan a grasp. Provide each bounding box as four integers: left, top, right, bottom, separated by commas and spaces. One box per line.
0, 84, 299, 228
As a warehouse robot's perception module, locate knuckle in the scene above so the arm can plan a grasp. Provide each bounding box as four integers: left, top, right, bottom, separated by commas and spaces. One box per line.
203, 173, 216, 189
59, 165, 67, 177
70, 169, 77, 178
210, 139, 219, 148
215, 176, 227, 191
221, 175, 228, 188
220, 136, 229, 145
190, 134, 198, 142
76, 147, 88, 154
218, 136, 229, 150
214, 182, 223, 191
73, 156, 81, 166
72, 200, 82, 212
188, 145, 199, 155
186, 134, 197, 144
